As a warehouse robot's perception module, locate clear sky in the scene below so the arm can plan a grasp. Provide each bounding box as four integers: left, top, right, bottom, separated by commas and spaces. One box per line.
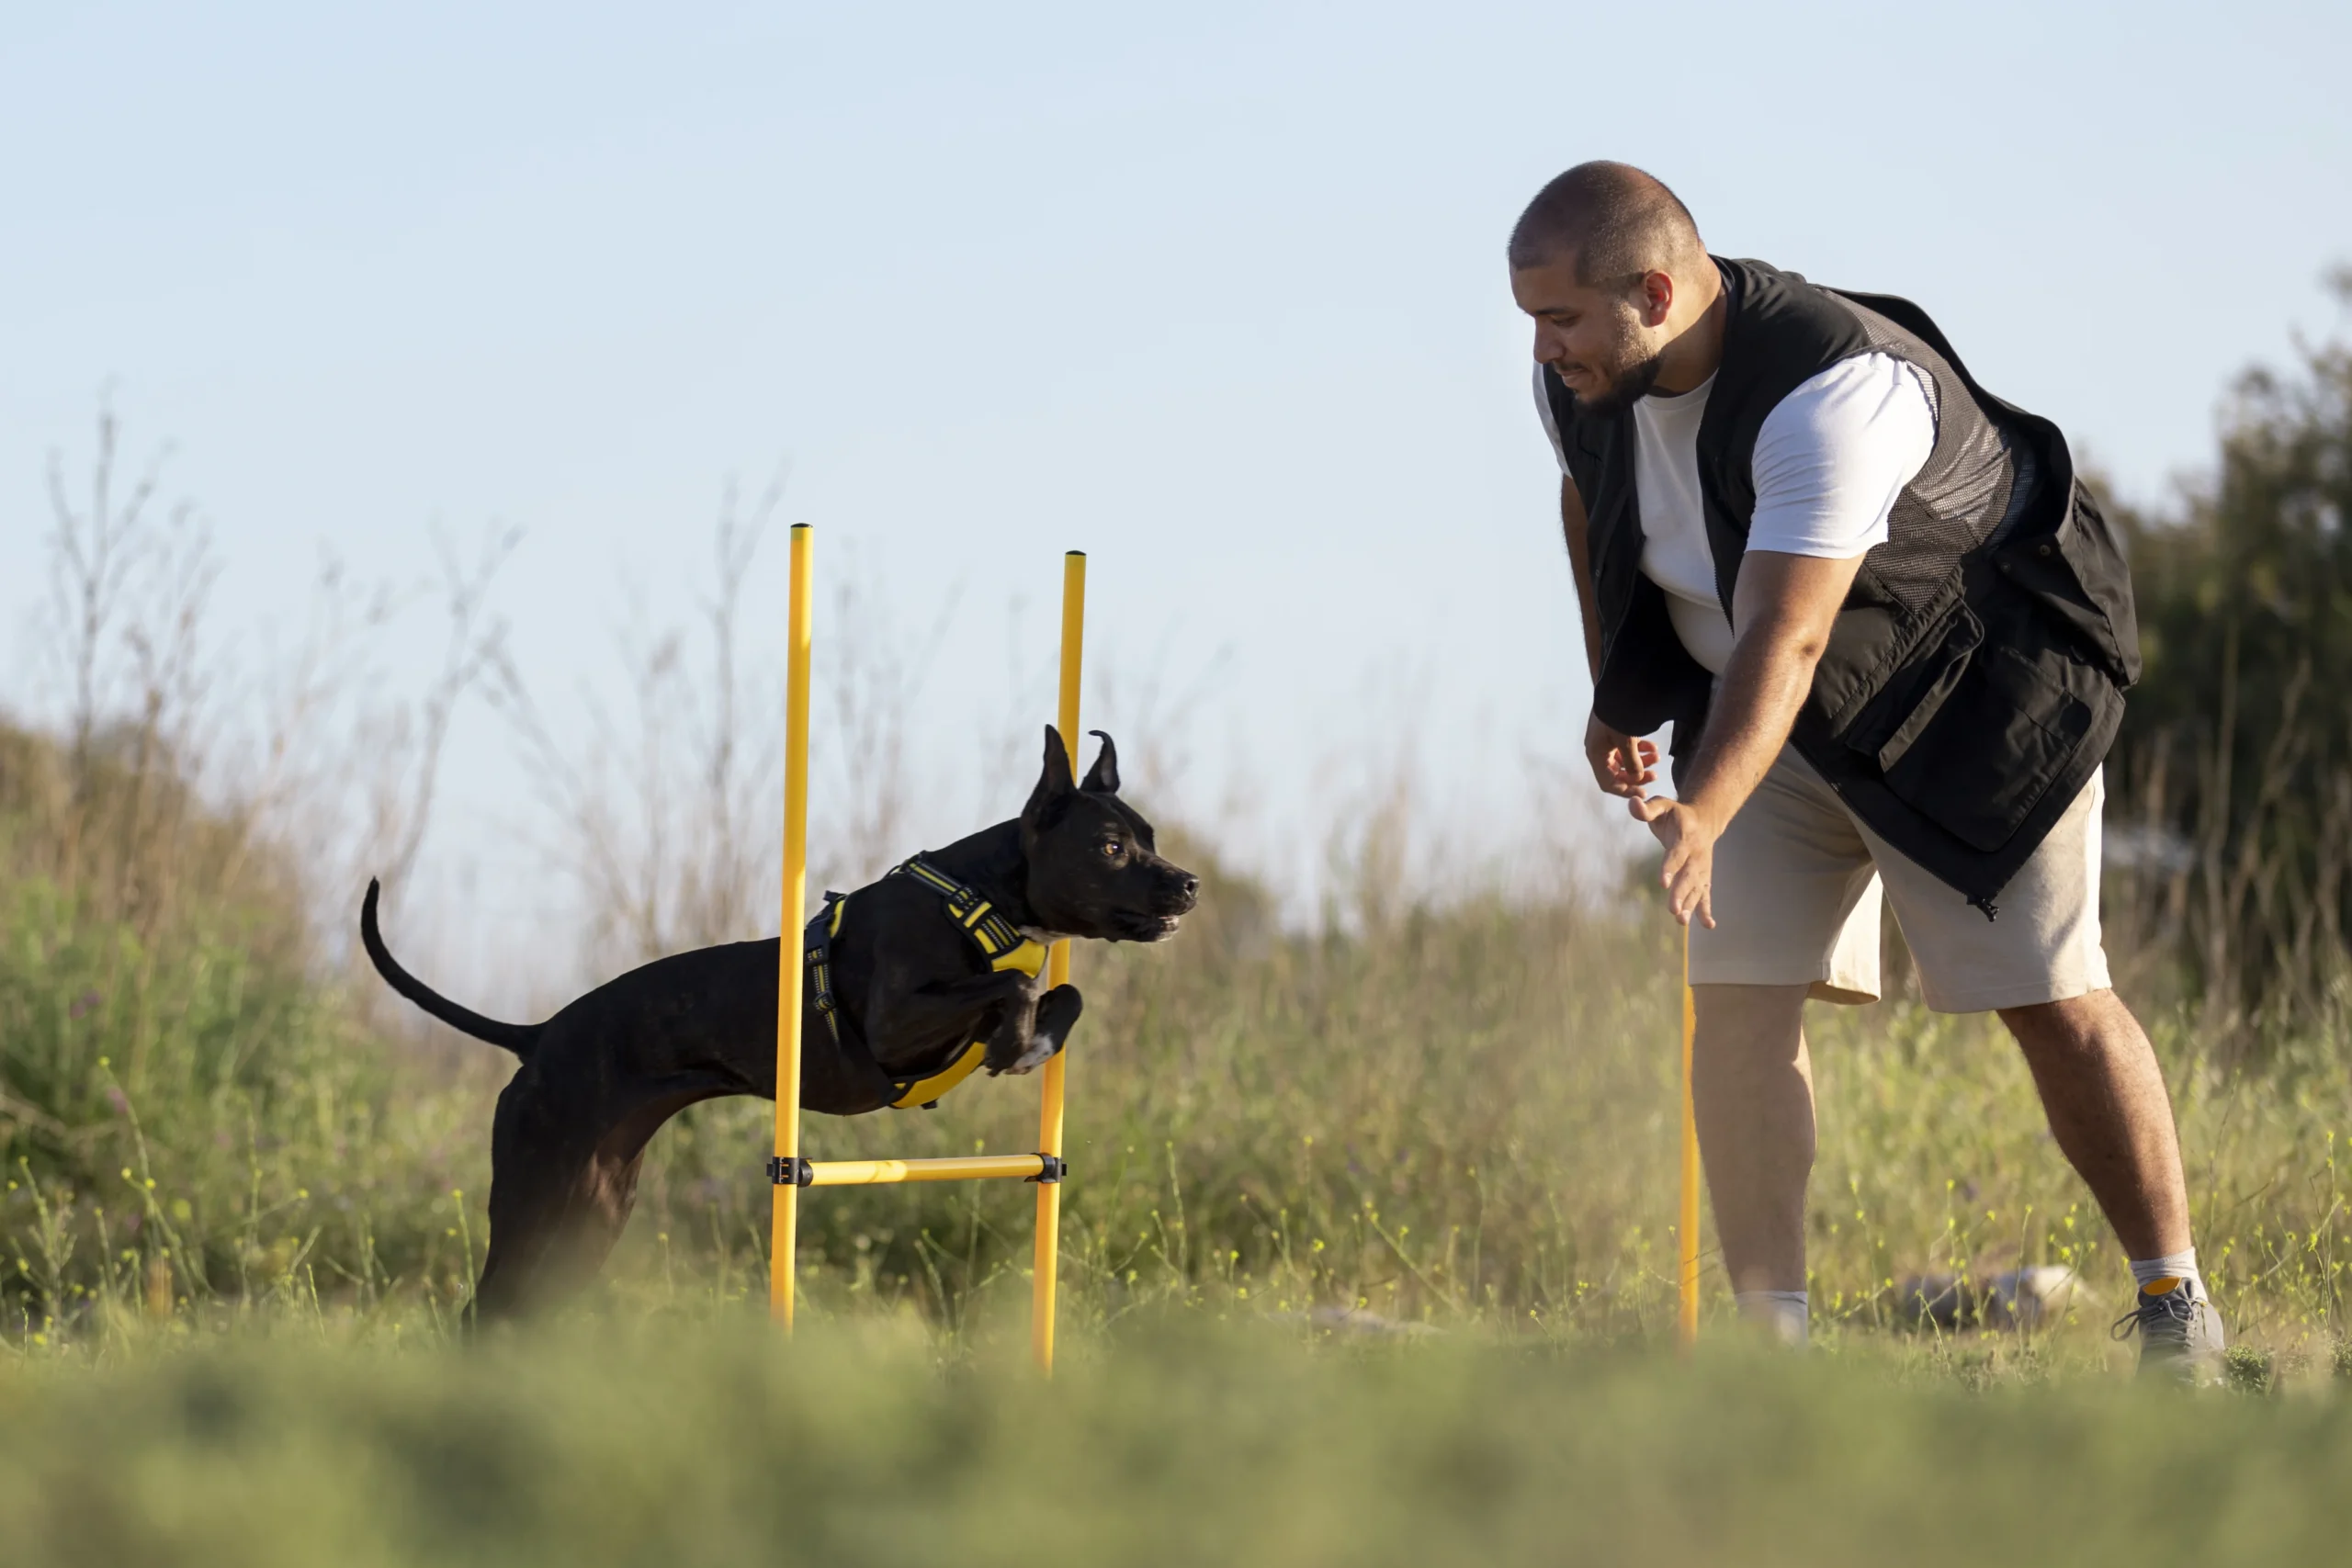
6, 2, 2348, 996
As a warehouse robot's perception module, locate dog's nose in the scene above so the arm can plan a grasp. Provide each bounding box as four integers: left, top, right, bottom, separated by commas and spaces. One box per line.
1179, 873, 1200, 904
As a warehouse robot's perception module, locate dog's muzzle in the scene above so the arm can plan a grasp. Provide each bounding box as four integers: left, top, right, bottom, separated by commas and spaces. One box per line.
1118, 873, 1199, 941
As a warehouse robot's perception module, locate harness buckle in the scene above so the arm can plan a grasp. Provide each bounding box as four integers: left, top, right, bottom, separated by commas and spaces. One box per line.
1027, 1154, 1068, 1185
767, 1155, 814, 1187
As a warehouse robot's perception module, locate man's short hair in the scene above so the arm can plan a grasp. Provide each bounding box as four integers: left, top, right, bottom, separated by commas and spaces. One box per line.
1508, 162, 1703, 283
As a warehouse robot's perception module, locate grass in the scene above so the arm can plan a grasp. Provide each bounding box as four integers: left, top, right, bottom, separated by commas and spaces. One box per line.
0, 863, 500, 1335
4, 1314, 2352, 1567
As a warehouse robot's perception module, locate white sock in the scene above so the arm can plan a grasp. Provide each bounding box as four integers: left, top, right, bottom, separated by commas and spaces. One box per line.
2129, 1249, 2204, 1301
1734, 1290, 1809, 1348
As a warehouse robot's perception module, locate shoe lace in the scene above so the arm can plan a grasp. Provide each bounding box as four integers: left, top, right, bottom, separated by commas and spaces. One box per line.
2110, 1288, 2198, 1345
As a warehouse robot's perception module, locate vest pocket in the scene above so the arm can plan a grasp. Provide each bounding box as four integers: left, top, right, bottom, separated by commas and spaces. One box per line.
1874, 640, 2093, 852
1844, 604, 1986, 773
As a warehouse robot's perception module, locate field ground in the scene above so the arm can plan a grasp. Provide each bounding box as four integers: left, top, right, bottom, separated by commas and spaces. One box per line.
3, 1311, 2351, 1567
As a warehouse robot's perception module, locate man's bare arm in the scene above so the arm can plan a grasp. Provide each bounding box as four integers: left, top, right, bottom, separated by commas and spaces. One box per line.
1562, 475, 1657, 797
1681, 549, 1862, 822
1630, 548, 1864, 925
1560, 475, 1602, 680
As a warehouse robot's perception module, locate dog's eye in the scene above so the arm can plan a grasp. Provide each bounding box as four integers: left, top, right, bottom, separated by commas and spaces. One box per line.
1099, 840, 1123, 860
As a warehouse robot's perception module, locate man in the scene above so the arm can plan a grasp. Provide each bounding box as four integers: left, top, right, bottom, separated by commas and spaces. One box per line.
1511, 161, 2220, 1377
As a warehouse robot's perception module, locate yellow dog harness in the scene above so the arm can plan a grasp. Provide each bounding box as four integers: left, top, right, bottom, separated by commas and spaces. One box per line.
805, 856, 1048, 1110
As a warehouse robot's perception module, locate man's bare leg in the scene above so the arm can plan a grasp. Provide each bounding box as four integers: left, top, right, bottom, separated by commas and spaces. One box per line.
1690, 983, 1815, 1299
2002, 988, 2220, 1377
1998, 989, 2191, 1259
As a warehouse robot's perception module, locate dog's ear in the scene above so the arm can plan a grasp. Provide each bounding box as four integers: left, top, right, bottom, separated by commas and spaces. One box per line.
1080, 729, 1119, 795
1024, 725, 1077, 823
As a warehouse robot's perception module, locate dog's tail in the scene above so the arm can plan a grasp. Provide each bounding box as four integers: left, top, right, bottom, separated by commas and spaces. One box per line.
360, 879, 544, 1058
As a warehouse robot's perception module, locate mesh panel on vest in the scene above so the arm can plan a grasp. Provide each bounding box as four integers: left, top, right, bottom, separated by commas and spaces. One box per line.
1842, 300, 2018, 613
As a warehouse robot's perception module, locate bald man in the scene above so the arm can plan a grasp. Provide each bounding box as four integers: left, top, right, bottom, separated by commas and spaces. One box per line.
1510, 162, 2219, 1378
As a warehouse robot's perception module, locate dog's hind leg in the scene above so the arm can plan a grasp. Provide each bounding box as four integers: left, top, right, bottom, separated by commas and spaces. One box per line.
469, 1073, 592, 1322
471, 1073, 727, 1322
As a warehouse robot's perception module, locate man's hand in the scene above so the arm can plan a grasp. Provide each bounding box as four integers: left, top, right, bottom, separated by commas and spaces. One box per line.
1586, 711, 1713, 927
1623, 549, 1864, 932
1629, 795, 1718, 929
1585, 714, 1658, 799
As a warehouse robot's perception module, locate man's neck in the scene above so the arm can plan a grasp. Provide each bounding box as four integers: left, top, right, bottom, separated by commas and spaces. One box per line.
1649, 269, 1728, 396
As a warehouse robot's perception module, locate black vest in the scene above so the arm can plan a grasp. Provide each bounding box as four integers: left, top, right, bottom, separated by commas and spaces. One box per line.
1543, 257, 2141, 912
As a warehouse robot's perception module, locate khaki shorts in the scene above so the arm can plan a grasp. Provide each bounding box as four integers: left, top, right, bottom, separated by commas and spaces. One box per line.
1690, 747, 2110, 1012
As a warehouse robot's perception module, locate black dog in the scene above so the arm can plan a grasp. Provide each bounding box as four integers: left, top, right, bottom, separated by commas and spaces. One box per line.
360, 727, 1197, 1317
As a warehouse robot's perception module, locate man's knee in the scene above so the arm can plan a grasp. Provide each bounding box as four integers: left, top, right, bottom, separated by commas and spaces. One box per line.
1692, 983, 1810, 1053
1997, 987, 2130, 1050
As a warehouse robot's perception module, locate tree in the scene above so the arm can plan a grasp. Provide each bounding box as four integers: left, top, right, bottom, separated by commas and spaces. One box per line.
2109, 273, 2352, 1038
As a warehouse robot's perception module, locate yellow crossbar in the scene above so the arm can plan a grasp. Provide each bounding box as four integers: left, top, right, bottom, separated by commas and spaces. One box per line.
806, 1155, 1056, 1187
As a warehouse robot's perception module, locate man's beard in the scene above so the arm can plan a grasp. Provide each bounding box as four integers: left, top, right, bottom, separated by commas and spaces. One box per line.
1563, 348, 1664, 416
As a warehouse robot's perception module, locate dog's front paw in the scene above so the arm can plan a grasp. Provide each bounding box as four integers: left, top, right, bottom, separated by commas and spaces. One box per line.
985, 984, 1082, 1077
1001, 1035, 1063, 1076
1002, 984, 1082, 1075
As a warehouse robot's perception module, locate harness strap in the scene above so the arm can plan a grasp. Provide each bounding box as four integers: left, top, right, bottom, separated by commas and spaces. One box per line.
805, 892, 850, 1047
893, 857, 1048, 977
889, 1039, 989, 1109
799, 858, 1048, 1111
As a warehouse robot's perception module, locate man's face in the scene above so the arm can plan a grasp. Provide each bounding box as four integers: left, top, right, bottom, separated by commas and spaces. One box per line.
1512, 256, 1668, 415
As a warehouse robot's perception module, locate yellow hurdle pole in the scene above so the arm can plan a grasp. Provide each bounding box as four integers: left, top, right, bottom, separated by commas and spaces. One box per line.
1033, 549, 1085, 1374
808, 1155, 1058, 1187
769, 524, 815, 1327
1677, 923, 1701, 1352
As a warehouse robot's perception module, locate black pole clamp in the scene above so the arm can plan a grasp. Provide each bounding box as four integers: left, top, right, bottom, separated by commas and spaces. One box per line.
1027, 1154, 1068, 1185
768, 1155, 813, 1187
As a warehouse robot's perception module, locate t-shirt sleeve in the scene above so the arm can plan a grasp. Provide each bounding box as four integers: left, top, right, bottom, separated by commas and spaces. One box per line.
1748, 354, 1937, 558
1532, 363, 1572, 475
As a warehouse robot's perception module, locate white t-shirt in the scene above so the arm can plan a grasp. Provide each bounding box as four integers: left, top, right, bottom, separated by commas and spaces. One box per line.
1535, 353, 1938, 674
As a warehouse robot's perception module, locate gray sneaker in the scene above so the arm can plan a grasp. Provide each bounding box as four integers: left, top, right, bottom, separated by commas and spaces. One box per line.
2111, 1277, 2226, 1384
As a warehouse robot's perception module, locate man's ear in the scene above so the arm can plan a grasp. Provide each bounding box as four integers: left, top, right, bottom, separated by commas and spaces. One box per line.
1080, 729, 1119, 795
1638, 268, 1675, 328
1023, 726, 1077, 823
